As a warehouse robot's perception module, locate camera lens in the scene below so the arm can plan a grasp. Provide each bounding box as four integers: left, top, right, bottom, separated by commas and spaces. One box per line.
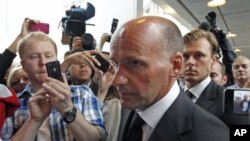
81, 33, 96, 50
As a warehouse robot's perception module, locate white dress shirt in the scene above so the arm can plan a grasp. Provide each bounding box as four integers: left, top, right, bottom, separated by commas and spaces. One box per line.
137, 81, 180, 141
185, 76, 211, 102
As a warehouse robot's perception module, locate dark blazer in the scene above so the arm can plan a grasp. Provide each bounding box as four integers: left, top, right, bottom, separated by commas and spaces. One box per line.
196, 80, 225, 119
118, 92, 229, 141
0, 49, 16, 85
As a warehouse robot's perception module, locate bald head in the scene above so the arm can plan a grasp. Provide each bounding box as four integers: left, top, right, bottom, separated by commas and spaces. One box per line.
110, 16, 184, 110
111, 16, 183, 57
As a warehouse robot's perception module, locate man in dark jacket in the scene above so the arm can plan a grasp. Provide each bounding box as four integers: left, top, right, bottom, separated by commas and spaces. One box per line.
110, 16, 229, 141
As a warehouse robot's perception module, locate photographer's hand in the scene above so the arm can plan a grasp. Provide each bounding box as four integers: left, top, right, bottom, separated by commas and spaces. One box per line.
97, 33, 109, 52
96, 60, 117, 102
61, 50, 101, 73
8, 18, 39, 54
42, 76, 73, 114
28, 88, 52, 122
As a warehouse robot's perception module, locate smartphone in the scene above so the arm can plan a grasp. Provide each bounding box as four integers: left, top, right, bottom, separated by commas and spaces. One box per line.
95, 54, 110, 73
223, 88, 250, 125
29, 22, 49, 34
46, 60, 63, 82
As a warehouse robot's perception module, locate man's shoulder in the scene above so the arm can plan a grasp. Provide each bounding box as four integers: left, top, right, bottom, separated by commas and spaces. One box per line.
203, 80, 224, 96
155, 93, 229, 140
70, 85, 95, 96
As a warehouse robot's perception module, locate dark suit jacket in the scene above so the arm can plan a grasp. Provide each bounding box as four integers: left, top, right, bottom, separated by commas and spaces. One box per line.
0, 49, 16, 85
118, 92, 229, 141
196, 80, 224, 119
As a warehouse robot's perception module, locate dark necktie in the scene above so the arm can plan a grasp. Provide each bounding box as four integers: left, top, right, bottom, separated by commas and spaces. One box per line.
126, 113, 145, 141
185, 90, 194, 99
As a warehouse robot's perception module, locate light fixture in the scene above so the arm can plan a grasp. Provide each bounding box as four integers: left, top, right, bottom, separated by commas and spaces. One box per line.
234, 48, 241, 52
207, 0, 226, 7
226, 32, 237, 38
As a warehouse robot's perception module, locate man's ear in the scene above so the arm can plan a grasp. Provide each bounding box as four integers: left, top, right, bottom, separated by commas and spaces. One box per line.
211, 54, 217, 66
169, 52, 183, 77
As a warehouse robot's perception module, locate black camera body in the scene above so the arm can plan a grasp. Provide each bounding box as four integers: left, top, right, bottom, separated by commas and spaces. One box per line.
81, 33, 96, 50
223, 88, 250, 125
205, 11, 226, 43
106, 18, 119, 42
61, 3, 95, 37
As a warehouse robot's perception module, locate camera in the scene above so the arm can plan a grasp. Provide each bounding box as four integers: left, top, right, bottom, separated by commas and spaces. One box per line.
205, 11, 226, 43
61, 3, 96, 50
106, 18, 119, 42
61, 2, 95, 37
81, 33, 96, 50
46, 60, 63, 82
29, 22, 49, 34
94, 54, 110, 73
223, 88, 250, 125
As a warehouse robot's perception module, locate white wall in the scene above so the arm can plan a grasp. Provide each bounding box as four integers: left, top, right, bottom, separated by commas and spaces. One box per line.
0, 0, 137, 63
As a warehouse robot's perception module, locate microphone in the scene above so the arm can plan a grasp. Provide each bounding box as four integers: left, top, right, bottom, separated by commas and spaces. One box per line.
198, 21, 211, 31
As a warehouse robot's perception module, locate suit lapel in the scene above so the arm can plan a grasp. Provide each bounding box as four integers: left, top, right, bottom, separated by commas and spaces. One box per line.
149, 92, 193, 141
196, 81, 217, 110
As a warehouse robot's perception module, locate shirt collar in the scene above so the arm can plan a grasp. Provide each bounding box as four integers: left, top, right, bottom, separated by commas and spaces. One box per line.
186, 76, 211, 99
17, 83, 32, 98
137, 81, 180, 129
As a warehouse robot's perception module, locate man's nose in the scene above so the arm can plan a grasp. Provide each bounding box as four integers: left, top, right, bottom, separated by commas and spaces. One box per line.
185, 56, 195, 66
112, 68, 128, 86
39, 56, 47, 66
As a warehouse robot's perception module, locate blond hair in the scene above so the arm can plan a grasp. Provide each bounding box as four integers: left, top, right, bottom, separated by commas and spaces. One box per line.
18, 32, 57, 59
183, 29, 218, 55
7, 66, 23, 87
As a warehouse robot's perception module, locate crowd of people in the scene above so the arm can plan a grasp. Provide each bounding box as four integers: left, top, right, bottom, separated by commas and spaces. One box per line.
1, 15, 250, 141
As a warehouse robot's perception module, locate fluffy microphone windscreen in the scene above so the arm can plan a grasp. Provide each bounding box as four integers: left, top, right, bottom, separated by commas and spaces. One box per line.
198, 21, 211, 31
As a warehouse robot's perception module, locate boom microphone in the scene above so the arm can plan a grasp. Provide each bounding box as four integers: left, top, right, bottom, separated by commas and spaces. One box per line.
198, 21, 211, 31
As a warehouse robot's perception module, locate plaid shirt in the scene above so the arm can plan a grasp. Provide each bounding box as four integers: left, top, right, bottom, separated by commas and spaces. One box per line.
1, 83, 105, 141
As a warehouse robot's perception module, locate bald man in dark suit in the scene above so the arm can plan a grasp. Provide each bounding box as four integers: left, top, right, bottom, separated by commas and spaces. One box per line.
110, 16, 229, 141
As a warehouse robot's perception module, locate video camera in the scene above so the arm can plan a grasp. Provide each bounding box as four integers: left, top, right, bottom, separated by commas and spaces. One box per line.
61, 3, 95, 37
205, 11, 226, 43
61, 3, 96, 50
106, 18, 119, 42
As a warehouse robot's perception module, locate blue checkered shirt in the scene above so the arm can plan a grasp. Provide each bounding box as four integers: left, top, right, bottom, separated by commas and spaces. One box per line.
1, 83, 105, 141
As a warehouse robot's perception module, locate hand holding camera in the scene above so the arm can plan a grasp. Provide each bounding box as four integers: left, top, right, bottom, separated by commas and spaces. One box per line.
29, 22, 49, 34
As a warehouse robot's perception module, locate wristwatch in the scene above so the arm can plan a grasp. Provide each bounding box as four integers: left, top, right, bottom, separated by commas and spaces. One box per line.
63, 106, 77, 123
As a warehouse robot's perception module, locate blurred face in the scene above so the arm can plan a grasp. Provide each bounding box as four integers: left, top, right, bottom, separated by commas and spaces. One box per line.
68, 63, 92, 85
21, 39, 57, 84
110, 27, 180, 111
71, 36, 82, 50
10, 69, 30, 93
183, 38, 216, 88
232, 57, 250, 84
210, 61, 227, 86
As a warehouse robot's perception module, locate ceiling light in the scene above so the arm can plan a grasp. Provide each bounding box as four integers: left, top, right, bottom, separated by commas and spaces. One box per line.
234, 48, 241, 52
207, 0, 226, 7
226, 32, 237, 38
